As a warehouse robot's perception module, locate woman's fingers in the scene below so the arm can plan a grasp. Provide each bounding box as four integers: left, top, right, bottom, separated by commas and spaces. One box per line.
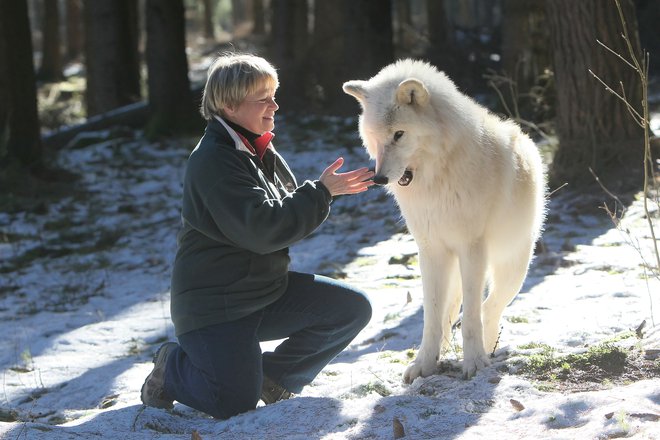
319, 158, 375, 196
323, 157, 345, 176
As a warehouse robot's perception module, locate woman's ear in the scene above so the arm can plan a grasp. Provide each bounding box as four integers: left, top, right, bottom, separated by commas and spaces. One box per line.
222, 105, 236, 117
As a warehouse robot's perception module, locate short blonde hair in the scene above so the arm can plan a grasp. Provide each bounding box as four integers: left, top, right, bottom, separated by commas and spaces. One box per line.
200, 53, 279, 120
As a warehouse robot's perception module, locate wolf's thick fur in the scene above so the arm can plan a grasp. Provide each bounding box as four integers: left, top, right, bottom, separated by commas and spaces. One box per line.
344, 59, 546, 382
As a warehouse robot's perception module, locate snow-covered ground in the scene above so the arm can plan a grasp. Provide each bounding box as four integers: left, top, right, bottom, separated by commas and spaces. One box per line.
1, 114, 659, 439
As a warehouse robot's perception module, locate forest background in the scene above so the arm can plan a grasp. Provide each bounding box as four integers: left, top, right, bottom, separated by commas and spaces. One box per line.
1, 0, 659, 194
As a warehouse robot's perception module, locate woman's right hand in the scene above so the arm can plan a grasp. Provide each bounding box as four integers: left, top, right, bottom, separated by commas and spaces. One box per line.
319, 157, 375, 196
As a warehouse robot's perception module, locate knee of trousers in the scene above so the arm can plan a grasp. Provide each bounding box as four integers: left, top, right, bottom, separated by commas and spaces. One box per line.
208, 389, 260, 420
343, 293, 373, 331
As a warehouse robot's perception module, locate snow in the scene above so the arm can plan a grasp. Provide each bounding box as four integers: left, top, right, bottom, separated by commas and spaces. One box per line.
1, 114, 659, 439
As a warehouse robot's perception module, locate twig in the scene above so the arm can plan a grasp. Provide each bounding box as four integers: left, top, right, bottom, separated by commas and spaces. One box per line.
484, 71, 555, 144
589, 167, 626, 219
596, 38, 637, 71
131, 405, 147, 432
548, 182, 568, 198
587, 69, 644, 123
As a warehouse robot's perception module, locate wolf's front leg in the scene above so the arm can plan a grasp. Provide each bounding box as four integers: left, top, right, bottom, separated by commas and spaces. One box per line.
459, 240, 490, 379
403, 246, 455, 384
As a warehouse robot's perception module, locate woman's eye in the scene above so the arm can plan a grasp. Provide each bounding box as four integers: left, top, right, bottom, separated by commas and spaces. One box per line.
393, 131, 404, 141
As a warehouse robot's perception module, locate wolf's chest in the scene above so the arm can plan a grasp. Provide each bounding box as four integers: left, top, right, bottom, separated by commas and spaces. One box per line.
394, 189, 473, 237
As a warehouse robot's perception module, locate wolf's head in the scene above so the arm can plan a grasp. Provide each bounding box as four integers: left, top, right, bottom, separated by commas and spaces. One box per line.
343, 59, 453, 188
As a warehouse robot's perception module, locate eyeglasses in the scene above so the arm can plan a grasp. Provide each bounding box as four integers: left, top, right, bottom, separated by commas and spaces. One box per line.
246, 96, 277, 105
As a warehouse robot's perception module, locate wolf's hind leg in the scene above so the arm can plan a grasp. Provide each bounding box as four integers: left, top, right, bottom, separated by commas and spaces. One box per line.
482, 242, 534, 354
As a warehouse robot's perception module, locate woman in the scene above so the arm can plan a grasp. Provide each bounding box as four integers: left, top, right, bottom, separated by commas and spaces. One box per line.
141, 53, 374, 419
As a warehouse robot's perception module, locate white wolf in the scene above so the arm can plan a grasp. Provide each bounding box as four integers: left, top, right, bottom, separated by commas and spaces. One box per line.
344, 59, 546, 382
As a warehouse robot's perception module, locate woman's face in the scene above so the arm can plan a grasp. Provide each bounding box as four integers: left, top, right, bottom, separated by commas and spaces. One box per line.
224, 86, 279, 134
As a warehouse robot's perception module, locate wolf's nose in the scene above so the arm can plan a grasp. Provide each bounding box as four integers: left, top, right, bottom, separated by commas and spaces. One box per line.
373, 175, 389, 185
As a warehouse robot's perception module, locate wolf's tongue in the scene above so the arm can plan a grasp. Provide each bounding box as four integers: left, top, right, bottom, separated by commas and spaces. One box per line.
398, 169, 413, 186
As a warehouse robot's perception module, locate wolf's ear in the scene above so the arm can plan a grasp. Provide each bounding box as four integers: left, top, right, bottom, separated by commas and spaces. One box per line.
343, 81, 368, 102
396, 79, 429, 107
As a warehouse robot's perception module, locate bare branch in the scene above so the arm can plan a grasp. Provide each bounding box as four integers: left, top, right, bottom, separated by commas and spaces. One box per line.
548, 182, 568, 198
596, 39, 637, 71
588, 69, 644, 121
618, 81, 645, 128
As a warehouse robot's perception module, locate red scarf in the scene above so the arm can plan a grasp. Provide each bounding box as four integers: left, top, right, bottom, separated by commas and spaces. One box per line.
236, 132, 274, 160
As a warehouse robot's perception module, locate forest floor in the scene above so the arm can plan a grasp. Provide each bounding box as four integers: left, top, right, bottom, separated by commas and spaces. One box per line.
0, 109, 659, 439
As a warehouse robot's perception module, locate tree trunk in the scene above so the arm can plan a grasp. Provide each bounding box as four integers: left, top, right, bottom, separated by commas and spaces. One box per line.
231, 0, 246, 32
39, 0, 63, 81
252, 0, 266, 35
0, 0, 43, 171
65, 0, 83, 62
201, 0, 215, 40
312, 0, 394, 114
145, 0, 198, 137
269, 0, 308, 110
501, 0, 550, 83
426, 0, 461, 79
546, 0, 644, 189
394, 0, 412, 51
83, 0, 141, 116
499, 0, 552, 122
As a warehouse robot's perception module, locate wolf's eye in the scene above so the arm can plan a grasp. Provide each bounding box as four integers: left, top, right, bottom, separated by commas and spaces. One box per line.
393, 131, 404, 141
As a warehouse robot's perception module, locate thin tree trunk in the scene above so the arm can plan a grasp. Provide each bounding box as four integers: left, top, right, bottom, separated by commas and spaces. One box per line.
499, 0, 551, 121
394, 0, 412, 50
426, 0, 460, 78
231, 0, 246, 32
39, 0, 63, 81
66, 0, 83, 61
83, 0, 141, 116
253, 0, 265, 35
201, 0, 215, 40
0, 0, 43, 170
145, 0, 197, 136
313, 0, 394, 114
269, 0, 308, 110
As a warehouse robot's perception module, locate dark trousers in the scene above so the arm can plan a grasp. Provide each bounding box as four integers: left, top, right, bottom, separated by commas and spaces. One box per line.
162, 271, 372, 419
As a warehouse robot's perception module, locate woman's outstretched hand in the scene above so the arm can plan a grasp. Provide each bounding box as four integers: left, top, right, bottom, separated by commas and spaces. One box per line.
319, 157, 375, 197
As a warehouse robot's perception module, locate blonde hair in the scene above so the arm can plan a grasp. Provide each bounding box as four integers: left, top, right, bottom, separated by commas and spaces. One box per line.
200, 53, 279, 120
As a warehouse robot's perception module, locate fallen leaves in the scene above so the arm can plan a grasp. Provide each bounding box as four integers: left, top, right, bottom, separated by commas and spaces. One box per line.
393, 416, 405, 438
510, 399, 525, 412
605, 412, 660, 422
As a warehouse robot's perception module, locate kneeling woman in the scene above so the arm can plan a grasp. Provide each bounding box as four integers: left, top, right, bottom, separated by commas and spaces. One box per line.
141, 53, 374, 419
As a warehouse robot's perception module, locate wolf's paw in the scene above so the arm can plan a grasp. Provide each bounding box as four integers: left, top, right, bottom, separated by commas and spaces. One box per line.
462, 353, 490, 379
403, 355, 437, 384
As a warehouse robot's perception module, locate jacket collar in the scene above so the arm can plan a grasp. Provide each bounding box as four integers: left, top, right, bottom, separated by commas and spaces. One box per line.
209, 116, 254, 155
209, 116, 274, 159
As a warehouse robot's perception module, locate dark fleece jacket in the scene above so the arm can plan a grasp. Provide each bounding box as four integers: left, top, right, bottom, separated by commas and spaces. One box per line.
170, 118, 332, 336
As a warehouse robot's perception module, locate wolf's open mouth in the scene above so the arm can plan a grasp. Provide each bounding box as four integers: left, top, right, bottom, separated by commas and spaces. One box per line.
398, 169, 413, 186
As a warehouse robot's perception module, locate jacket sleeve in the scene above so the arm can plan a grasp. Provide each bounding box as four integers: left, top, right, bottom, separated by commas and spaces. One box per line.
190, 149, 331, 255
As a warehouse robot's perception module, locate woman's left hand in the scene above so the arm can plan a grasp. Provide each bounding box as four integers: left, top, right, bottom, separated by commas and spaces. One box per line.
319, 157, 375, 197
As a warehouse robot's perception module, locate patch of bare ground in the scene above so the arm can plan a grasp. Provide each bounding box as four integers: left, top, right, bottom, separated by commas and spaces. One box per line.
511, 335, 660, 393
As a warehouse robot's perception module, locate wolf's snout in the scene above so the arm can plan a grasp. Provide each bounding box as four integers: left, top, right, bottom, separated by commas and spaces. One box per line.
373, 175, 389, 185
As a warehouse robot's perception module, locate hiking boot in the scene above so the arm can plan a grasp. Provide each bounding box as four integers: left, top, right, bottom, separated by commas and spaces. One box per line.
141, 342, 177, 409
261, 376, 292, 404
